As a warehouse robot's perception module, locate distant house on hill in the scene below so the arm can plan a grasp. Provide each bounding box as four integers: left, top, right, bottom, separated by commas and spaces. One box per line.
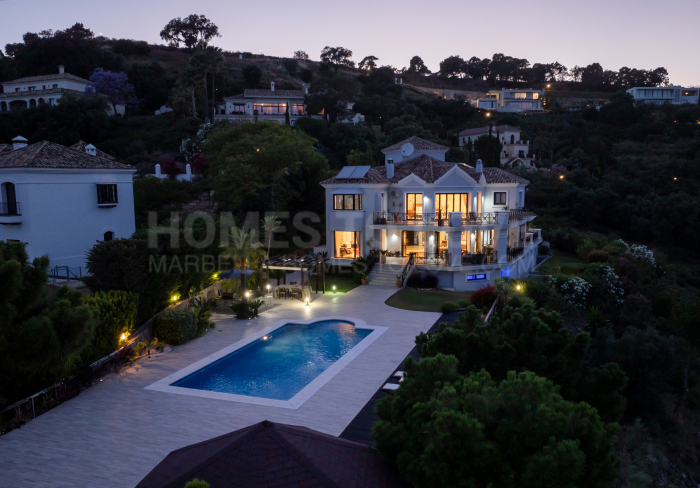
470, 88, 545, 112
0, 136, 135, 271
626, 86, 699, 105
0, 65, 125, 115
458, 125, 535, 169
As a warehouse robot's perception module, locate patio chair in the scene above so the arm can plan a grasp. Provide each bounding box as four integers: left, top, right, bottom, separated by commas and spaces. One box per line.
292, 288, 302, 301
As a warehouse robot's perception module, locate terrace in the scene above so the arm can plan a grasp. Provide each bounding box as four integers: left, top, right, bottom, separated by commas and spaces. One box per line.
372, 208, 535, 227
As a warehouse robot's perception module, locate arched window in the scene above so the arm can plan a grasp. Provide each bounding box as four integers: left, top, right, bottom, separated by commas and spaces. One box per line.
510, 134, 515, 144
1, 182, 18, 215
103, 231, 114, 241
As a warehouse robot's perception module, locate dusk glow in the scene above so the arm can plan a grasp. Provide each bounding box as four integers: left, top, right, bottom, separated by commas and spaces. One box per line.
1, 0, 698, 85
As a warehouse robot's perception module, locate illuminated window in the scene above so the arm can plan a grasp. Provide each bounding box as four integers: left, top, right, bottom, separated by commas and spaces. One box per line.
405, 193, 423, 219
514, 92, 527, 99
253, 103, 287, 115
291, 103, 305, 115
232, 104, 246, 113
435, 193, 469, 220
467, 274, 487, 281
335, 231, 360, 259
532, 93, 539, 99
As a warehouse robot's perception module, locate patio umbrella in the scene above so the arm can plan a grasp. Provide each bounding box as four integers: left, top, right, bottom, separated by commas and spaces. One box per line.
135, 420, 408, 488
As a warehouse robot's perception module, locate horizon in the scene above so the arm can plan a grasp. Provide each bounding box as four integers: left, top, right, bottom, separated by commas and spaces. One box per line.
1, 0, 699, 87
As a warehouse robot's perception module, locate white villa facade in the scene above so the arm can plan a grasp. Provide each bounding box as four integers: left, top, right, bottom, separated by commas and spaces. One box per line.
626, 86, 699, 105
217, 83, 310, 125
0, 65, 125, 115
0, 137, 136, 270
471, 88, 545, 112
458, 125, 535, 169
319, 136, 541, 291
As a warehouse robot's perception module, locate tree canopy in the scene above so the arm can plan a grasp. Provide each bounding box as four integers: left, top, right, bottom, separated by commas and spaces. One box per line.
320, 46, 354, 71
159, 14, 220, 49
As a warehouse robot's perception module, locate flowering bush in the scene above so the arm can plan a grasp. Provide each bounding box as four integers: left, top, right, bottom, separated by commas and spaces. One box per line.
598, 265, 625, 306
551, 163, 567, 175
553, 275, 591, 307
180, 123, 214, 162
615, 240, 656, 266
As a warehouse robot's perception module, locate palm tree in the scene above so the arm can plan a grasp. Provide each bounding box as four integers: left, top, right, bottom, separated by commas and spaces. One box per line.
182, 67, 201, 119
220, 227, 265, 308
261, 215, 282, 258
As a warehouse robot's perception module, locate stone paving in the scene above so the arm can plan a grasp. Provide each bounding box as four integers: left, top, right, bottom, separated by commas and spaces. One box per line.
0, 285, 441, 488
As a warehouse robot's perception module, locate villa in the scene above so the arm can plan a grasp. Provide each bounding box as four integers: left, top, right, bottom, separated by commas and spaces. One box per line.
319, 136, 542, 291
0, 65, 125, 115
0, 137, 135, 271
471, 88, 545, 112
458, 125, 536, 169
626, 86, 699, 105
217, 82, 310, 125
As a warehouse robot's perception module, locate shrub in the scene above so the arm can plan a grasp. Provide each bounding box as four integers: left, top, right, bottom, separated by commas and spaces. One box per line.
248, 299, 264, 317
537, 244, 551, 255
457, 299, 471, 308
422, 272, 438, 288
587, 250, 609, 263
83, 290, 139, 363
552, 275, 591, 307
112, 39, 151, 56
559, 262, 589, 276
230, 301, 249, 320
373, 357, 621, 488
523, 279, 552, 308
184, 480, 210, 488
406, 271, 438, 289
470, 284, 497, 309
440, 302, 458, 313
153, 309, 198, 346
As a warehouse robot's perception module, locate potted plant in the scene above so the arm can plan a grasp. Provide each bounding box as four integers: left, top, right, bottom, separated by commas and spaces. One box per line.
396, 274, 403, 288
379, 249, 388, 264
360, 272, 369, 286
380, 213, 387, 225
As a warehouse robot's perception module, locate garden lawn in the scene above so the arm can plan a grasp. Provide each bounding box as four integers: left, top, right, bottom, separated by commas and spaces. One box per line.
385, 289, 472, 313
311, 275, 359, 294
537, 248, 581, 274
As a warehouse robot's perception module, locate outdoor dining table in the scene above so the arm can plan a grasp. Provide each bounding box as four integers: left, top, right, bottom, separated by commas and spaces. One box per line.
275, 285, 301, 300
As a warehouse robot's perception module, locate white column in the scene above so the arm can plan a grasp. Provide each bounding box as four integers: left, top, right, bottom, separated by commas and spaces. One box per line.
155, 164, 162, 178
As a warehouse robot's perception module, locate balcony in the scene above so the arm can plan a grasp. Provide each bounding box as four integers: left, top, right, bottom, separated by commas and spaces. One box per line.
508, 209, 536, 223
413, 252, 451, 267
373, 212, 436, 225
0, 202, 22, 224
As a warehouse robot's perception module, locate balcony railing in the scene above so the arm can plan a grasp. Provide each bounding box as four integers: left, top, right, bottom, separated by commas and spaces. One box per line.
462, 212, 498, 225
0, 202, 20, 216
461, 250, 498, 265
414, 251, 451, 267
507, 245, 524, 262
372, 212, 435, 225
508, 208, 535, 223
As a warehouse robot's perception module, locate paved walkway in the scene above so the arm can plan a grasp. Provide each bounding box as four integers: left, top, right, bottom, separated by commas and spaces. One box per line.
0, 285, 440, 487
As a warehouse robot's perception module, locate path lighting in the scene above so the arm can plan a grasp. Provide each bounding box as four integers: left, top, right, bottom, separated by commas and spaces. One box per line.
333, 285, 336, 293
306, 297, 310, 306
171, 295, 178, 302
559, 175, 564, 180
516, 285, 521, 291
267, 284, 271, 291
674, 177, 678, 180
263, 335, 269, 341
246, 291, 251, 298
120, 333, 127, 341
485, 112, 491, 117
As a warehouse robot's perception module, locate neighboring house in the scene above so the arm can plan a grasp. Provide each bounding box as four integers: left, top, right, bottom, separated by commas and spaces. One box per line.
0, 65, 125, 115
319, 136, 541, 291
626, 86, 699, 105
217, 82, 315, 125
471, 88, 545, 112
0, 136, 136, 271
458, 125, 535, 169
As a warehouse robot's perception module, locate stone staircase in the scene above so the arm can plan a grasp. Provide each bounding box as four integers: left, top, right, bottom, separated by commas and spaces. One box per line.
367, 262, 405, 286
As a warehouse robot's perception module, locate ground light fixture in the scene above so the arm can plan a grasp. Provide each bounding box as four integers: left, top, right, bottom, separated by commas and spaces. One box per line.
516, 285, 521, 291
267, 284, 271, 292
171, 295, 178, 302
246, 291, 250, 298
120, 333, 127, 341
306, 297, 310, 306
559, 175, 564, 179
333, 285, 336, 293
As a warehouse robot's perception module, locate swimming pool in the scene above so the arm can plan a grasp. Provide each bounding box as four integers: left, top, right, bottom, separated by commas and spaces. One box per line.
146, 316, 386, 409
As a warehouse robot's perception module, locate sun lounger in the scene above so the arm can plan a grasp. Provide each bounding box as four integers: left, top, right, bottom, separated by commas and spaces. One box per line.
381, 383, 400, 392
392, 371, 404, 378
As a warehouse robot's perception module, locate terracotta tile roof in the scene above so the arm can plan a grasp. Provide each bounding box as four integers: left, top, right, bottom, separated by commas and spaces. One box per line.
0, 141, 133, 170
1, 73, 89, 85
381, 135, 448, 152
243, 89, 305, 98
321, 154, 528, 185
69, 140, 116, 160
459, 125, 520, 136
0, 87, 85, 99
135, 420, 408, 488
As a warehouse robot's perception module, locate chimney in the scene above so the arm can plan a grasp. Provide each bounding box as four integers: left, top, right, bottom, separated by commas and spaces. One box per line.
12, 136, 28, 151
186, 163, 192, 179
475, 159, 483, 173
155, 163, 162, 178
58, 65, 65, 75
386, 159, 394, 179
85, 143, 96, 156
270, 81, 275, 92
304, 84, 309, 95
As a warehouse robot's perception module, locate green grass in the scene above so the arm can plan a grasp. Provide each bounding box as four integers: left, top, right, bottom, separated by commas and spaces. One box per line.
537, 248, 582, 274
311, 275, 360, 294
385, 289, 473, 313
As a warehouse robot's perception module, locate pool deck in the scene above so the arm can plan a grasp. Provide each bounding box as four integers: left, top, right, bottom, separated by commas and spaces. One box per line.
0, 285, 441, 488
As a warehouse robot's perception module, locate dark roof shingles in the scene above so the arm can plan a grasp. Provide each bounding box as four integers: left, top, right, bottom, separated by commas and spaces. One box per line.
243, 89, 305, 98
2, 73, 89, 85
0, 141, 132, 170
381, 135, 448, 152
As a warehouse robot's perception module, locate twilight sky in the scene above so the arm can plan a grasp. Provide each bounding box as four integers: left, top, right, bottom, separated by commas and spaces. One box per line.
1, 0, 699, 86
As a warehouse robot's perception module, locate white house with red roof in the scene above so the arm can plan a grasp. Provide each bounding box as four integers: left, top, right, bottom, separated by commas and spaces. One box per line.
0, 136, 135, 271
319, 136, 541, 290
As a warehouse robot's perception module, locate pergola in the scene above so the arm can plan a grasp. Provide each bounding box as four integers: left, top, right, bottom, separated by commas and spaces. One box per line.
261, 254, 326, 301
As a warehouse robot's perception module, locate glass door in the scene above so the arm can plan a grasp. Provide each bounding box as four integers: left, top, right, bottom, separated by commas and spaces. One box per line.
405, 193, 423, 220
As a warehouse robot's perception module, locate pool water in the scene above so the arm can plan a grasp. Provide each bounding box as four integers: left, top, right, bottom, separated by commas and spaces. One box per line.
171, 320, 372, 400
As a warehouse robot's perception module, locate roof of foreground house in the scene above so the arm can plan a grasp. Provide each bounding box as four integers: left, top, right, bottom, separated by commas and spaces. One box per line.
1, 72, 90, 85
381, 135, 449, 152
0, 141, 132, 170
135, 420, 408, 488
321, 154, 529, 185
0, 144, 11, 155
459, 125, 521, 136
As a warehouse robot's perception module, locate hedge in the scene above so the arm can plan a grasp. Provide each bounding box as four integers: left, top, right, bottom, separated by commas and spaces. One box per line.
83, 290, 138, 364
153, 309, 198, 346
